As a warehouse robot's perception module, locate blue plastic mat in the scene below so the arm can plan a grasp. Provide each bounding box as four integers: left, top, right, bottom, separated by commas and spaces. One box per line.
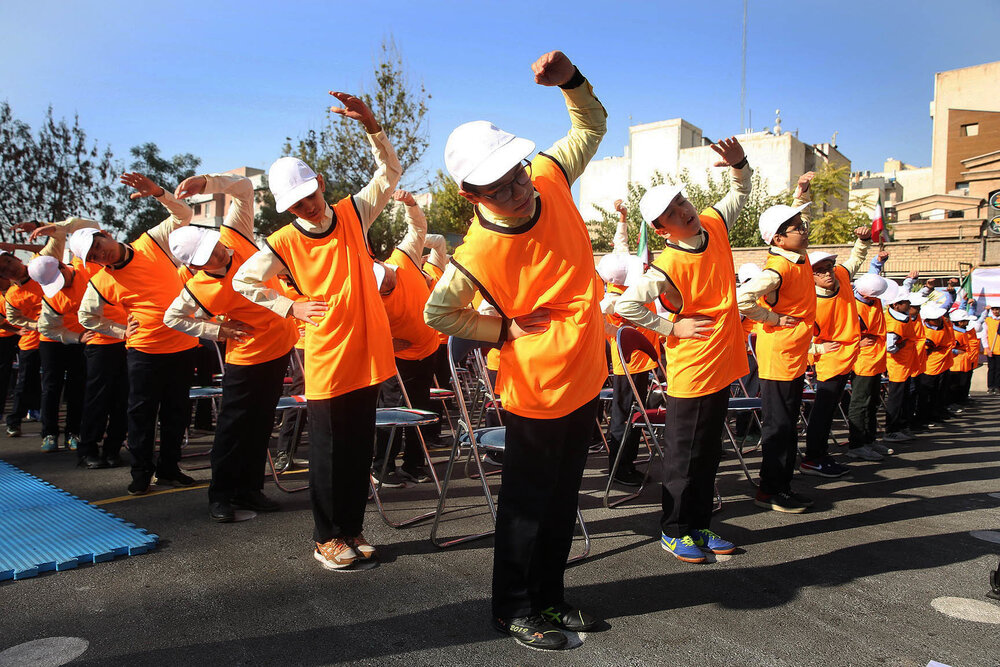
0, 460, 158, 581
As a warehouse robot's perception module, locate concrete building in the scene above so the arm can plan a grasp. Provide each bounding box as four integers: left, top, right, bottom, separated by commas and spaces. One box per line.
578, 115, 850, 224
188, 166, 266, 228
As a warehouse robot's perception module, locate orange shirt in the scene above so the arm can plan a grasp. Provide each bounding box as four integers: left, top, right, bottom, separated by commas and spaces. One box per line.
963, 328, 981, 371
0, 293, 18, 339
450, 154, 606, 419
854, 295, 887, 377
885, 310, 917, 383
813, 266, 861, 381
923, 320, 954, 376
81, 263, 127, 346
94, 233, 198, 354
652, 210, 748, 397
606, 283, 659, 376
985, 317, 1000, 355
754, 250, 816, 381
910, 318, 927, 378
382, 249, 440, 362
6, 281, 49, 349
184, 225, 297, 366
265, 196, 394, 400
42, 260, 90, 338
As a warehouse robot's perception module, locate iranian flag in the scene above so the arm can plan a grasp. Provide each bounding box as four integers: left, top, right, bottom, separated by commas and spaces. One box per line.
870, 194, 888, 244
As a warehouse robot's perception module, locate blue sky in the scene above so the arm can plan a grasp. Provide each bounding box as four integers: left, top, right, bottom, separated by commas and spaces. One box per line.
2, 0, 998, 190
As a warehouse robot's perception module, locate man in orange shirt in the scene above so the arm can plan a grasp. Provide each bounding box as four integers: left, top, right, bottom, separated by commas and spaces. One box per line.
233, 92, 399, 571
616, 137, 751, 563
0, 280, 23, 430
425, 50, 606, 649
915, 302, 954, 426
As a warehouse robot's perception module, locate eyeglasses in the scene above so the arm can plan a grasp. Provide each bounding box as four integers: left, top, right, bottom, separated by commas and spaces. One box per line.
471, 161, 532, 203
778, 224, 809, 236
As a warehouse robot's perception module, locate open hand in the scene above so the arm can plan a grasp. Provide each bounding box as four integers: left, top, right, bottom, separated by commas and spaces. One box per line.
777, 313, 802, 328
392, 190, 417, 207
672, 314, 714, 340
174, 175, 208, 200
329, 92, 380, 133
531, 50, 575, 87
80, 330, 96, 344
820, 341, 842, 353
219, 319, 253, 342
11, 222, 38, 236
125, 314, 141, 338
710, 137, 745, 168
509, 308, 551, 340
291, 300, 328, 326
27, 224, 58, 243
121, 173, 165, 200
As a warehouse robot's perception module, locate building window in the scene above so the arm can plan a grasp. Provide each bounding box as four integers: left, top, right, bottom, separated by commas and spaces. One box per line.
961, 123, 979, 137
193, 204, 201, 215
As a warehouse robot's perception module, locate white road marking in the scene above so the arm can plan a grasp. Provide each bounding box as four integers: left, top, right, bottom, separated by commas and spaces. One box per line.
930, 597, 1000, 624
0, 637, 89, 667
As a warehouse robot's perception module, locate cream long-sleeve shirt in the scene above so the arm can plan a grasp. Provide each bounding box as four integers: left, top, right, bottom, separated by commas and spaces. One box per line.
232, 131, 401, 317
390, 204, 427, 267
78, 190, 192, 335
424, 234, 448, 271
423, 74, 608, 343
162, 174, 256, 341
614, 164, 754, 337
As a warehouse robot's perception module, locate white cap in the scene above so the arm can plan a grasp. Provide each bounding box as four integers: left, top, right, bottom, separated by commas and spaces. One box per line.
269, 157, 319, 213
737, 262, 762, 285
444, 121, 535, 187
169, 226, 221, 267
27, 256, 64, 298
808, 251, 837, 267
920, 303, 947, 320
907, 293, 927, 307
880, 281, 901, 305
596, 253, 631, 286
68, 228, 101, 267
854, 273, 888, 298
949, 309, 970, 322
759, 203, 809, 244
639, 185, 685, 227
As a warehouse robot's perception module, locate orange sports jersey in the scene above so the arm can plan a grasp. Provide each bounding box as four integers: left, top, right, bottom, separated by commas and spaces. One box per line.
963, 328, 981, 371
450, 153, 606, 419
854, 295, 887, 377
813, 266, 861, 381
42, 260, 90, 338
950, 325, 969, 372
923, 320, 954, 376
754, 250, 816, 381
81, 263, 127, 346
382, 249, 440, 362
985, 317, 1000, 355
93, 233, 198, 354
652, 209, 748, 397
265, 195, 394, 400
6, 280, 50, 349
885, 310, 917, 383
606, 283, 659, 377
0, 293, 17, 339
910, 318, 927, 378
183, 227, 297, 366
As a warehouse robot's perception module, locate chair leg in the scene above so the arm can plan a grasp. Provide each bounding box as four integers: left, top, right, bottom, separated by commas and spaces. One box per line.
371, 426, 438, 529
566, 505, 591, 564
723, 417, 757, 486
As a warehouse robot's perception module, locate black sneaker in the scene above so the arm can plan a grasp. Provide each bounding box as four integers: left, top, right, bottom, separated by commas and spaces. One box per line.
209, 501, 235, 523
232, 489, 280, 512
754, 490, 808, 514
611, 466, 644, 487
399, 465, 431, 484
371, 468, 405, 488
153, 471, 196, 488
787, 491, 815, 507
493, 614, 567, 650
79, 455, 108, 469
540, 602, 600, 631
127, 476, 152, 496
6, 425, 20, 438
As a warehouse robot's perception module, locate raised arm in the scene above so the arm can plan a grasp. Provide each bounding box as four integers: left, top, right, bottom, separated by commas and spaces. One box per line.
840, 227, 873, 278
16, 217, 101, 259
612, 200, 630, 253
708, 137, 753, 230
392, 190, 426, 265
120, 172, 192, 263
176, 173, 255, 240
534, 51, 607, 185
792, 172, 814, 225
424, 234, 449, 270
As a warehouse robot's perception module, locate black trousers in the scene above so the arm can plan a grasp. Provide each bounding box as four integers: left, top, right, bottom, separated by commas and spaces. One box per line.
759, 376, 804, 495
80, 343, 128, 459
7, 347, 40, 429
988, 356, 1000, 390
39, 340, 85, 439
209, 353, 289, 504
307, 384, 380, 543
804, 372, 850, 460
958, 370, 973, 403
660, 388, 729, 538
607, 371, 648, 472
373, 354, 437, 472
0, 336, 19, 419
847, 374, 881, 447
884, 379, 911, 435
276, 348, 306, 456
915, 372, 948, 425
491, 397, 597, 619
126, 347, 196, 481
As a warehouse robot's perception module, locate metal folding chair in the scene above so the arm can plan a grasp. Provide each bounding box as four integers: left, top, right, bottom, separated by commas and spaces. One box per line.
266, 394, 309, 493
370, 405, 441, 528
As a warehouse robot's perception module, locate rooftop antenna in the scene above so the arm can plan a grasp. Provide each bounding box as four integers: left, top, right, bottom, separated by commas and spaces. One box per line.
773, 109, 782, 135
740, 0, 748, 133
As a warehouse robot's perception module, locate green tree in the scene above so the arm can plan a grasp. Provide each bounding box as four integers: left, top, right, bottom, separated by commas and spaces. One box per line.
589, 169, 790, 252
257, 37, 430, 257
806, 162, 874, 245
117, 142, 201, 240
426, 169, 474, 240
0, 102, 117, 242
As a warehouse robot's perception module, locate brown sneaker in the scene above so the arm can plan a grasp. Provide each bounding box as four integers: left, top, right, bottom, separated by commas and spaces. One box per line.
346, 534, 376, 560
314, 539, 358, 570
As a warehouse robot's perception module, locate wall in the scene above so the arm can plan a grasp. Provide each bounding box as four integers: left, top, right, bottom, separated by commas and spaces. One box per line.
931, 61, 1000, 193
578, 155, 629, 223
946, 109, 1000, 192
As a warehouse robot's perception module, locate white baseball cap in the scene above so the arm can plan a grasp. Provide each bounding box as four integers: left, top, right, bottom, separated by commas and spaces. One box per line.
737, 262, 762, 285
27, 256, 65, 298
596, 253, 631, 286
639, 185, 685, 227
68, 228, 101, 267
445, 121, 535, 188
269, 157, 319, 213
948, 309, 970, 322
854, 273, 888, 298
808, 251, 838, 267
169, 226, 221, 267
759, 203, 809, 244
920, 303, 947, 320
907, 293, 927, 307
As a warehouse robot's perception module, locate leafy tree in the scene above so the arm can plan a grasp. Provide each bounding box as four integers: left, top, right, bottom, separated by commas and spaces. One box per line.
117, 142, 200, 240
257, 37, 430, 257
806, 162, 874, 245
589, 168, 790, 252
0, 102, 116, 242
426, 169, 474, 240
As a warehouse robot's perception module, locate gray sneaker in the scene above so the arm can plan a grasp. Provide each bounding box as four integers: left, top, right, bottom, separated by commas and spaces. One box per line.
871, 442, 894, 455
846, 445, 883, 461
